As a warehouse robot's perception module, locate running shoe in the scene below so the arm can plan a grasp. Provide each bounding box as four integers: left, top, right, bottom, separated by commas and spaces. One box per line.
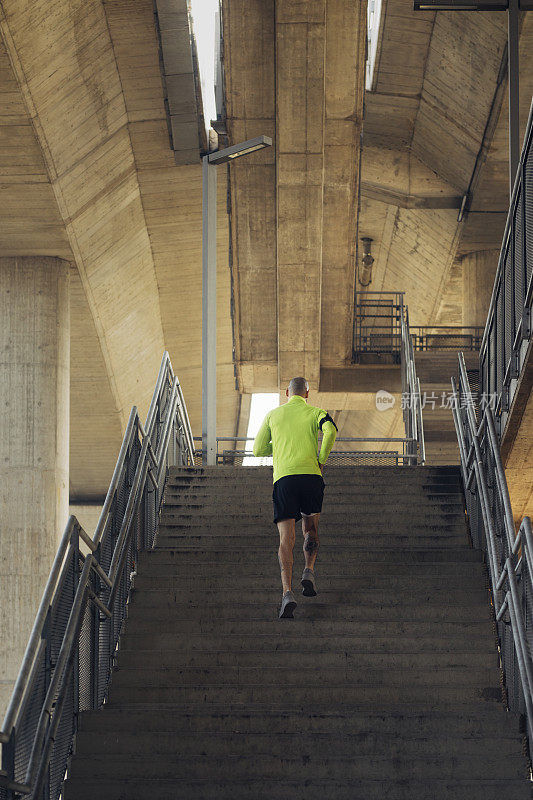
279, 590, 297, 619
301, 568, 317, 597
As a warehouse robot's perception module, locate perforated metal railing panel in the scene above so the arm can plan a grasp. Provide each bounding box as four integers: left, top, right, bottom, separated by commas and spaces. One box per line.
514, 192, 525, 334
212, 450, 410, 467
480, 101, 533, 429
12, 647, 47, 787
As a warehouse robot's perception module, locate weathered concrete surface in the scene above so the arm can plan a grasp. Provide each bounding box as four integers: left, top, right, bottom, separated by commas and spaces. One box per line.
0, 0, 166, 428
0, 257, 70, 717
224, 0, 366, 391
0, 0, 241, 499
69, 266, 123, 500
461, 250, 500, 329
223, 0, 277, 380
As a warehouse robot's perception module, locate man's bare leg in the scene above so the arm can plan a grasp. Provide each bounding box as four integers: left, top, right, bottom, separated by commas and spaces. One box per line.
302, 512, 320, 570
301, 513, 320, 597
277, 518, 296, 593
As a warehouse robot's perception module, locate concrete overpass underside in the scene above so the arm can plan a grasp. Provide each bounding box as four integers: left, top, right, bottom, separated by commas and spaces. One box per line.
223, 0, 533, 479
0, 0, 242, 502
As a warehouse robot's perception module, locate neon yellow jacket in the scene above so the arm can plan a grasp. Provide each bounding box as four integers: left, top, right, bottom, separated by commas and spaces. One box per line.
252, 395, 338, 483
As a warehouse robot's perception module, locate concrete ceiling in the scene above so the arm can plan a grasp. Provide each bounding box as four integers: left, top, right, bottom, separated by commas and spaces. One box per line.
361, 6, 509, 327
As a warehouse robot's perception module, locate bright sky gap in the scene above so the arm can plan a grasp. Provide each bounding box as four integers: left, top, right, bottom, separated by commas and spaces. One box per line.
243, 394, 279, 465
366, 0, 383, 91
189, 0, 219, 133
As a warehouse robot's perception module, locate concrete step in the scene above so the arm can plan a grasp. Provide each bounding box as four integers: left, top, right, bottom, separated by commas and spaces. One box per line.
159, 516, 468, 535
136, 552, 484, 576
158, 511, 468, 525
115, 649, 497, 672
164, 488, 464, 502
119, 631, 495, 654
125, 599, 492, 623
66, 751, 524, 781
61, 774, 531, 800
165, 479, 463, 493
155, 536, 471, 552
63, 777, 532, 800
105, 683, 504, 710
132, 571, 487, 591
168, 466, 461, 476
73, 729, 520, 760
109, 663, 500, 690
122, 617, 496, 639
166, 478, 462, 494
137, 547, 482, 564
128, 586, 488, 607
77, 707, 519, 738
163, 495, 466, 511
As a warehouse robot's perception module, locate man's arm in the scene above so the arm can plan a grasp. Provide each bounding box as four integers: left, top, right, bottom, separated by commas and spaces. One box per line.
318, 412, 338, 466
253, 413, 273, 457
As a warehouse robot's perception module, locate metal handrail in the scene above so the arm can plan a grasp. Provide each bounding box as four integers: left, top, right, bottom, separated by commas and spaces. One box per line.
410, 325, 483, 352
451, 351, 533, 749
0, 351, 194, 799
401, 307, 426, 465
479, 97, 533, 434
350, 292, 425, 464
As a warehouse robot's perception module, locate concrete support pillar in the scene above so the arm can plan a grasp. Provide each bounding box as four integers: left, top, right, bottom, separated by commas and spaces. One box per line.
461, 249, 500, 328
0, 257, 70, 717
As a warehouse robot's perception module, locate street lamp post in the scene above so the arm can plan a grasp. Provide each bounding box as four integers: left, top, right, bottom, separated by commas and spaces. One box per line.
202, 135, 272, 465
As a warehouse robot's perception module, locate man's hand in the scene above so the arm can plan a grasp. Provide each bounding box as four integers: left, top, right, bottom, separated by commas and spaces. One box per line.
318, 461, 324, 474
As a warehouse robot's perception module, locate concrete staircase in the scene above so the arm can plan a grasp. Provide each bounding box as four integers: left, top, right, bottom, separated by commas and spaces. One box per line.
63, 465, 531, 800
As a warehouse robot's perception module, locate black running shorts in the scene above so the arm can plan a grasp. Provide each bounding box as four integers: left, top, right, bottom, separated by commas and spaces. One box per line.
272, 474, 325, 524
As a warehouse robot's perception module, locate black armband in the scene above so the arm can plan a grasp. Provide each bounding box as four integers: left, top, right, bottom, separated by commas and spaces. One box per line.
319, 413, 338, 432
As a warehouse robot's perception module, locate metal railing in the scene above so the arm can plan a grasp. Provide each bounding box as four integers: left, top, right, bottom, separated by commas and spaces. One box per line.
451, 352, 533, 750
194, 436, 420, 467
353, 291, 404, 360
479, 98, 533, 436
0, 352, 194, 800
411, 325, 483, 351
212, 302, 425, 466
401, 307, 426, 465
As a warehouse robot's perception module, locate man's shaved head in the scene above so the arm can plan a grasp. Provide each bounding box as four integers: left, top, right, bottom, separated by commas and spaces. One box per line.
288, 377, 309, 397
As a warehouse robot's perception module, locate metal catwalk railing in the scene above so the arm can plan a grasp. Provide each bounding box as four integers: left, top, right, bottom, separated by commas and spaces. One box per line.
353, 292, 482, 356
0, 353, 194, 800
195, 436, 419, 467
353, 290, 404, 360
206, 304, 425, 467
452, 353, 533, 752
410, 325, 483, 352
401, 307, 425, 465
479, 98, 533, 436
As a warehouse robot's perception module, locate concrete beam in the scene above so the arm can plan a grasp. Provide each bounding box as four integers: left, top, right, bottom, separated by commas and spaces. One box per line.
276, 0, 326, 388
0, 0, 166, 428
153, 0, 207, 162
222, 0, 277, 390
361, 146, 463, 209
